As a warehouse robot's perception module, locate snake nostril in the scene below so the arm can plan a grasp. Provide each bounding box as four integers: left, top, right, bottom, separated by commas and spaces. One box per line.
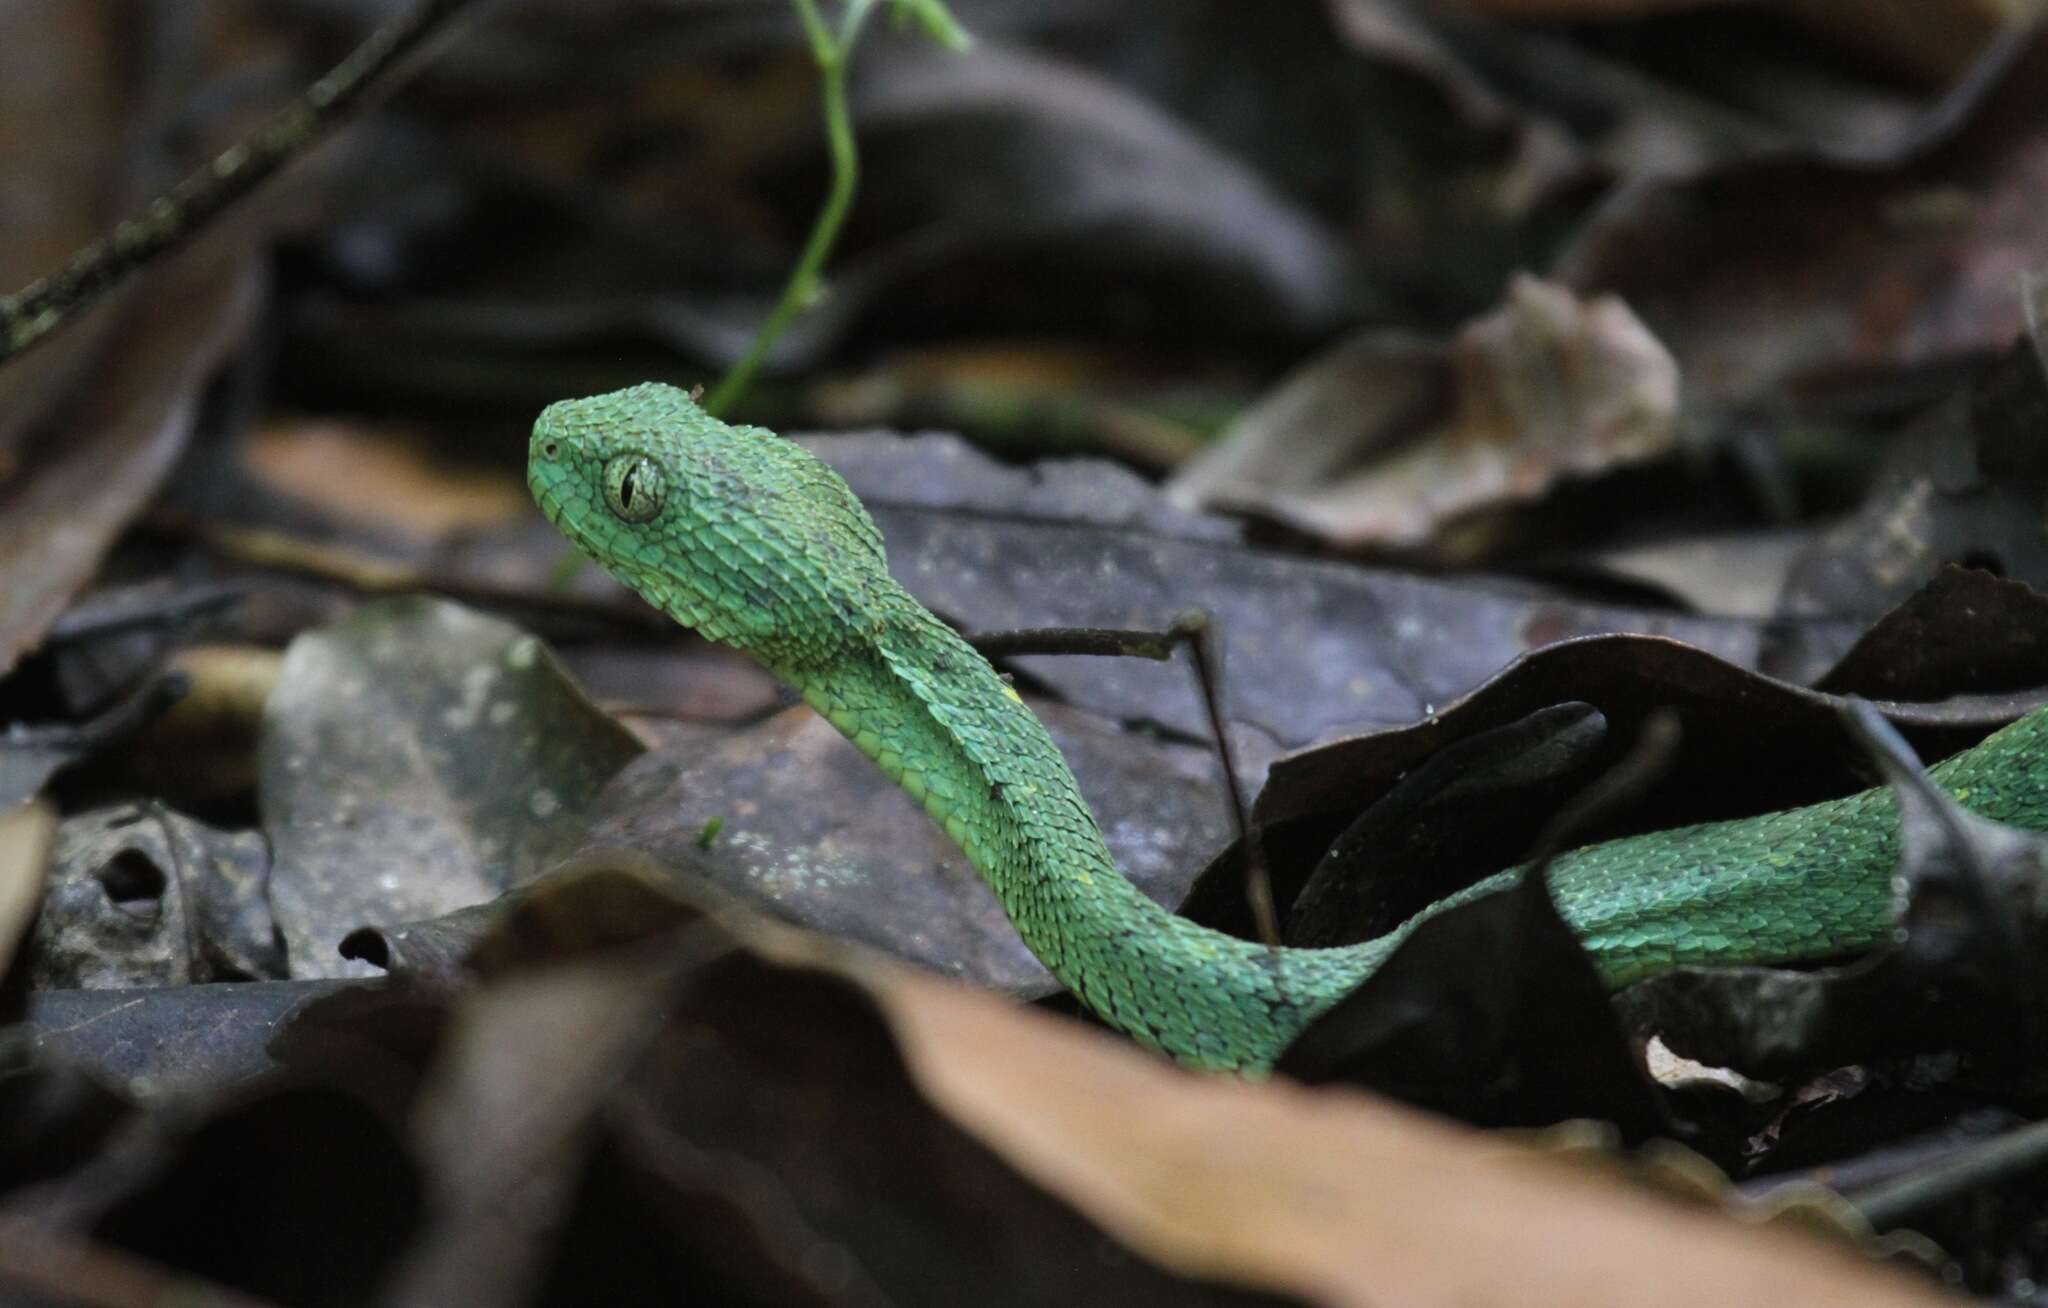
541, 439, 560, 459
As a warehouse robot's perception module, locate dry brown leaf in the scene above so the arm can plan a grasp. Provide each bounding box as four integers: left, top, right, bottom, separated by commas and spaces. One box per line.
537, 867, 1946, 1304
871, 972, 1957, 1308
0, 1, 132, 456
454, 863, 1956, 1306
244, 420, 532, 545
0, 243, 260, 681
0, 799, 57, 982
1169, 275, 1677, 549
115, 645, 284, 805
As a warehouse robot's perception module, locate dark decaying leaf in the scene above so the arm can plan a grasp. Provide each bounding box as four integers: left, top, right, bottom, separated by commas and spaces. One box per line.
1336, 0, 2031, 171
566, 700, 1228, 999
306, 870, 1287, 1307
85, 645, 284, 811
1616, 701, 2048, 1082
0, 237, 261, 681
1556, 26, 2048, 412
1973, 313, 2048, 480
1815, 567, 2048, 701
1281, 701, 1608, 947
0, 672, 186, 811
260, 598, 643, 979
25, 979, 364, 1102
812, 431, 1781, 752
1276, 862, 1670, 1139
0, 1056, 134, 1198
277, 8, 1381, 412
32, 803, 281, 990
843, 41, 1363, 345
1253, 625, 2039, 840
89, 1084, 426, 1308
1189, 574, 2048, 949
40, 579, 247, 716
1773, 308, 2048, 649
5, 862, 1963, 1308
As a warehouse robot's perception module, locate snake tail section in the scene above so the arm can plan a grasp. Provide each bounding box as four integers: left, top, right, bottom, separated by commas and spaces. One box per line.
528, 382, 2048, 1071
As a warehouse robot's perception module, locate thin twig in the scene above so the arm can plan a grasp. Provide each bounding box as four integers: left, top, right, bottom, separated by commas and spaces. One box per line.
1171, 612, 1275, 946
969, 611, 1277, 945
0, 0, 488, 366
1850, 1114, 2048, 1229
966, 626, 1180, 662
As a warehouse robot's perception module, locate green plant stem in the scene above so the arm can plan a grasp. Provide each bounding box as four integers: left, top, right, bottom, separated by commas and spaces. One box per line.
705, 0, 864, 417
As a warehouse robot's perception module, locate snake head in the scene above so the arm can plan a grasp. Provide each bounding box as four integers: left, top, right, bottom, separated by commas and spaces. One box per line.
530, 382, 888, 664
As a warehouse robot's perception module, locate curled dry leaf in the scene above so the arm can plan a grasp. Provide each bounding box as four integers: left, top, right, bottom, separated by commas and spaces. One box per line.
1168, 275, 1678, 549
1248, 632, 2012, 840
875, 964, 1953, 1307
1282, 701, 1611, 947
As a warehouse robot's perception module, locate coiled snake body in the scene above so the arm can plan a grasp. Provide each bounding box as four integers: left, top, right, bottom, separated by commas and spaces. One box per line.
530, 383, 2048, 1071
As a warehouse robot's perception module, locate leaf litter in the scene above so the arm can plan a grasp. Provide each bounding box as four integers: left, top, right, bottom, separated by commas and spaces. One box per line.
13, 2, 2048, 1304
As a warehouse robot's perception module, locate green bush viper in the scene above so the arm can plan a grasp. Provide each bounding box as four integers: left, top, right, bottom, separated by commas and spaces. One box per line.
529, 382, 2048, 1072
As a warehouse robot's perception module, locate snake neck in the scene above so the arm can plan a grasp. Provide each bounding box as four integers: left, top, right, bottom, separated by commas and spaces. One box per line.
773, 584, 2048, 1073
780, 590, 1382, 1069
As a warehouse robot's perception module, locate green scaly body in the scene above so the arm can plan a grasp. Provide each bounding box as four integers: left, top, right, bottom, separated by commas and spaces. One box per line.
529, 383, 2048, 1071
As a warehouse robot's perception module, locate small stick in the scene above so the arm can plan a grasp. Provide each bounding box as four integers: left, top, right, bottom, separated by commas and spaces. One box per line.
0, 0, 488, 366
1849, 1114, 2048, 1230
967, 626, 1181, 662
968, 611, 1280, 947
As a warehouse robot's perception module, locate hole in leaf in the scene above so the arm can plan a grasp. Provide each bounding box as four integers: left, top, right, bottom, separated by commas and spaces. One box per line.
97, 849, 166, 919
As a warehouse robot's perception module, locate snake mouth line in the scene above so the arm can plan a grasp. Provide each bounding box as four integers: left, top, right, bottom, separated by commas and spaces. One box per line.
530, 479, 578, 543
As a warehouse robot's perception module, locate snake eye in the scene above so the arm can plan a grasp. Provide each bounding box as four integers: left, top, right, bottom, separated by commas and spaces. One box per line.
602, 454, 667, 523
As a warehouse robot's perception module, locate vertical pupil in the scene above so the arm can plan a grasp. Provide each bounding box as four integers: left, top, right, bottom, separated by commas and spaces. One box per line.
619, 463, 639, 507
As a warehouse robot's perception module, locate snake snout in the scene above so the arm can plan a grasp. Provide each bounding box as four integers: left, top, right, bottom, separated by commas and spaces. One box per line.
531, 403, 573, 465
